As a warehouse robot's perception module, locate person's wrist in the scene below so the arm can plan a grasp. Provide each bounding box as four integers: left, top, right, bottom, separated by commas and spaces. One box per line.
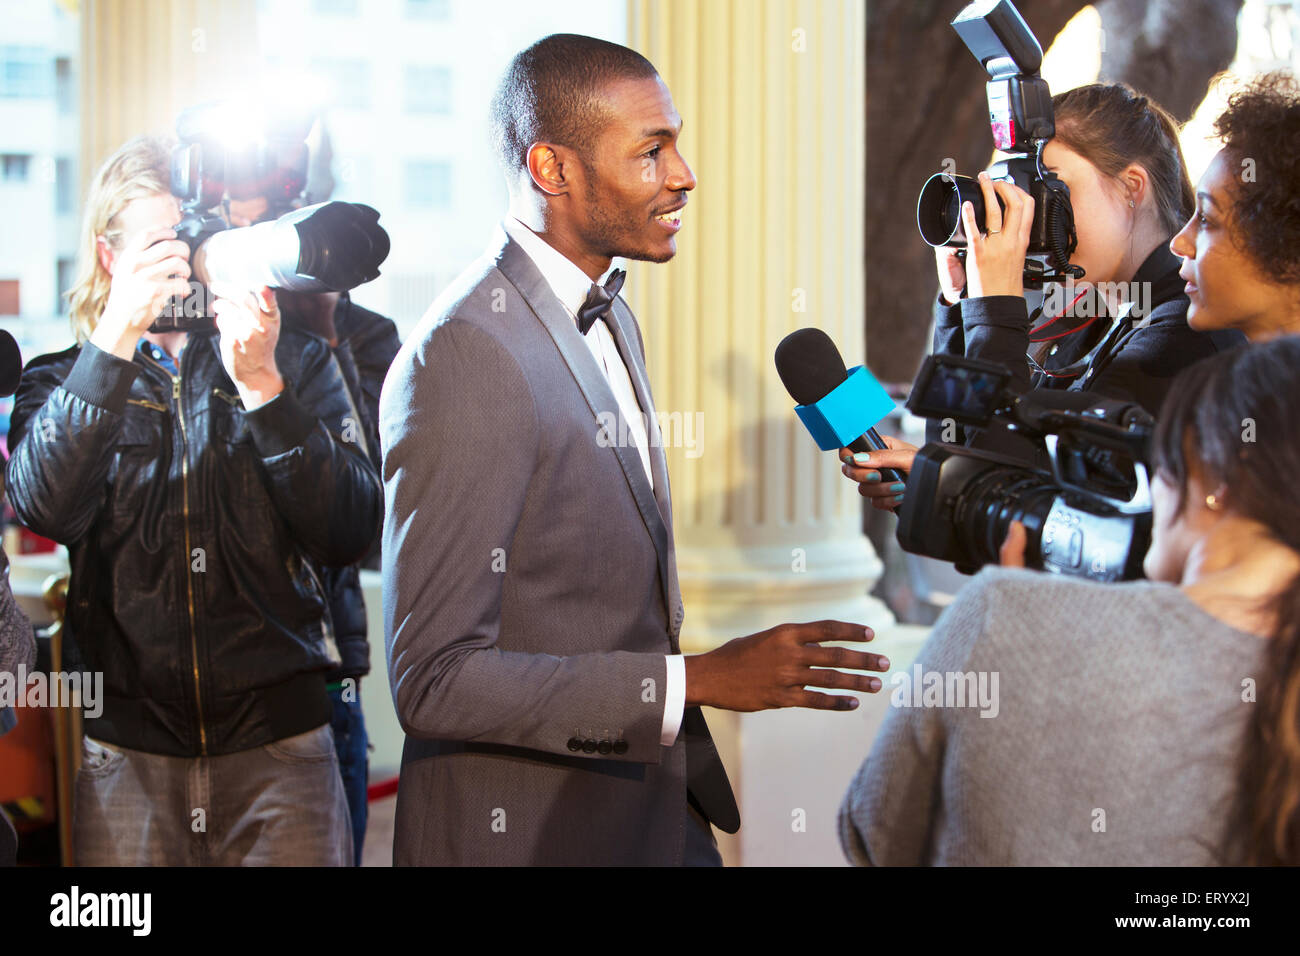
89, 310, 144, 360
683, 651, 715, 709
235, 370, 284, 410
980, 284, 1024, 299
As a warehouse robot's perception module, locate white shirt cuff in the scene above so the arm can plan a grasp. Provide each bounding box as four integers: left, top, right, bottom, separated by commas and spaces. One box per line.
660, 654, 686, 746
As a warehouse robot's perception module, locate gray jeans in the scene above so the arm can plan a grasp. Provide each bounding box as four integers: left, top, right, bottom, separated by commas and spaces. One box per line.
73, 724, 353, 866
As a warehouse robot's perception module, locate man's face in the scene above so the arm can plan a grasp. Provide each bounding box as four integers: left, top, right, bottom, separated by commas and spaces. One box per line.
226, 195, 270, 228
568, 75, 695, 264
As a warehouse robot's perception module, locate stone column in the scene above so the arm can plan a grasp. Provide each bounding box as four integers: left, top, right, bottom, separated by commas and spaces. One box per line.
626, 0, 929, 865
80, 0, 257, 183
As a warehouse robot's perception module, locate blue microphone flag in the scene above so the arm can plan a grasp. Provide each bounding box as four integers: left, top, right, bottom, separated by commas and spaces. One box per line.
792, 365, 897, 450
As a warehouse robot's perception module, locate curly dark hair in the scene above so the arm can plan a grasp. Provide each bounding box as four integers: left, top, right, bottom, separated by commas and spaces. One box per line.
1213, 72, 1300, 285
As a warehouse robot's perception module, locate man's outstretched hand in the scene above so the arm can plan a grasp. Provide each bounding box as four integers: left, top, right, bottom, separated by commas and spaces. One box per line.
684, 620, 888, 712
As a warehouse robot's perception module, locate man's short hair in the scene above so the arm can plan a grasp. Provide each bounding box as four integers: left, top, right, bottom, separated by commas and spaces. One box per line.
489, 34, 659, 175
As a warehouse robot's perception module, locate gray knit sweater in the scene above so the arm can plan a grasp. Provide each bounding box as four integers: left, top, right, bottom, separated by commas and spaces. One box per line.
839, 566, 1265, 865
0, 549, 34, 736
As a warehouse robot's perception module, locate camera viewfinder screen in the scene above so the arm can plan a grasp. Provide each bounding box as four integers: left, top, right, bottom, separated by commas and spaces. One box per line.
914, 362, 1005, 424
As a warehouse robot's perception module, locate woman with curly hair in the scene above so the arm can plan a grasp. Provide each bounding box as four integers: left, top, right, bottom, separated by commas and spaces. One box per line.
846, 84, 1245, 511
838, 74, 1300, 866
1173, 73, 1300, 340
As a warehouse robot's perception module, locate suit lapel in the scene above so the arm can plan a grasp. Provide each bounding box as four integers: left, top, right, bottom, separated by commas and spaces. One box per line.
605, 299, 684, 640
604, 302, 670, 526
492, 230, 677, 628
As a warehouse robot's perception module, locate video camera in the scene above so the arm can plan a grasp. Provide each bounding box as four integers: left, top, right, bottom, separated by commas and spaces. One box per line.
915, 0, 1082, 285
898, 353, 1154, 580
153, 101, 390, 333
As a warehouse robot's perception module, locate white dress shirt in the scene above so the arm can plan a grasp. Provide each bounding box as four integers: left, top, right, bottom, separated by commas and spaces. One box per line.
502, 217, 685, 746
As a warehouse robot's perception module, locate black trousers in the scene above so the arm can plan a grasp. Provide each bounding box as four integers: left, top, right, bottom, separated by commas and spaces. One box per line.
0, 806, 16, 866
684, 799, 723, 867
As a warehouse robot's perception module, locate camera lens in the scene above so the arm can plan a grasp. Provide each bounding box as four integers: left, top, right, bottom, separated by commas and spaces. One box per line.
953, 467, 1058, 567
917, 173, 984, 247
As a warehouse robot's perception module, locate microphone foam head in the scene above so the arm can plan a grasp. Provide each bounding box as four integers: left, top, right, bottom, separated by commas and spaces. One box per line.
774, 328, 849, 405
0, 329, 21, 398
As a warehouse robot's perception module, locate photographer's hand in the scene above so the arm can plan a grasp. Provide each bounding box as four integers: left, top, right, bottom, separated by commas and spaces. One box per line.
91, 227, 193, 360
839, 436, 917, 511
962, 171, 1034, 300
935, 246, 966, 305
212, 285, 284, 410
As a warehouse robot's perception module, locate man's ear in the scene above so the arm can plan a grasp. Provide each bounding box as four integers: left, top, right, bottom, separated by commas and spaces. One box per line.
96, 235, 116, 275
525, 142, 568, 196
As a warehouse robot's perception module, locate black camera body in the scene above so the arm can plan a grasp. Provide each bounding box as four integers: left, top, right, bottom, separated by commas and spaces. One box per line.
898, 353, 1153, 581
152, 102, 316, 333
915, 0, 1081, 284
151, 102, 389, 334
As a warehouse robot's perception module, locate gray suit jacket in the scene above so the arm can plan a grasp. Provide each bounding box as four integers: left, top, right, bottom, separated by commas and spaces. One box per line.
380, 227, 738, 865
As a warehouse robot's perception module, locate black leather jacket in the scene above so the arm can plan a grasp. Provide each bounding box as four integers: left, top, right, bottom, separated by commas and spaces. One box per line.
927, 245, 1245, 456
312, 297, 401, 681
4, 328, 383, 756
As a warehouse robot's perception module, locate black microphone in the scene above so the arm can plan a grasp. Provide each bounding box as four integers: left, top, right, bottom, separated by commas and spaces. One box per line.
774, 328, 904, 484
0, 329, 21, 398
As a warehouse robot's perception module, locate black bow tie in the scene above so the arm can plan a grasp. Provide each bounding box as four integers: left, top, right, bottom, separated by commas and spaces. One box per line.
577, 269, 626, 335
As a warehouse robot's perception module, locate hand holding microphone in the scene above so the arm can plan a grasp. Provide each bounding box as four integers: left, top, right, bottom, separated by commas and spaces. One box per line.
839, 436, 918, 512
775, 328, 911, 507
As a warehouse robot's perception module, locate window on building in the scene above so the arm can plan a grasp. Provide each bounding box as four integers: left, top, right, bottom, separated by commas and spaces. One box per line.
55, 157, 74, 214
0, 47, 50, 98
54, 57, 73, 114
0, 280, 19, 316
312, 0, 359, 14
1, 154, 30, 182
404, 160, 452, 209
404, 66, 452, 115
56, 259, 74, 315
406, 0, 451, 20
309, 57, 371, 111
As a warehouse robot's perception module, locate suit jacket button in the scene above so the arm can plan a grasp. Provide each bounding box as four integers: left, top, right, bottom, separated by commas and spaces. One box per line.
597, 740, 612, 755
613, 740, 628, 755
567, 737, 582, 752
582, 739, 597, 753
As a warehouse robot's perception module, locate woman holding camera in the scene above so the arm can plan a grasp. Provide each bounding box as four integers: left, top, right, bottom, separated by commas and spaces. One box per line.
847, 84, 1243, 510
839, 75, 1300, 865
840, 333, 1300, 865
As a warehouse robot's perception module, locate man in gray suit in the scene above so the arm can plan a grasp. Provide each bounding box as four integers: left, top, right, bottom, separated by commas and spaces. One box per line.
380, 33, 889, 866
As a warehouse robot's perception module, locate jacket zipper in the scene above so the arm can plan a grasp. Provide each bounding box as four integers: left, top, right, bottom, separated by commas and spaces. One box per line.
126, 398, 169, 413
141, 350, 207, 755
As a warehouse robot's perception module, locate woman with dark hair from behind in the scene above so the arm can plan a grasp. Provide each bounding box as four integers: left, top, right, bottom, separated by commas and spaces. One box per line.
839, 336, 1300, 864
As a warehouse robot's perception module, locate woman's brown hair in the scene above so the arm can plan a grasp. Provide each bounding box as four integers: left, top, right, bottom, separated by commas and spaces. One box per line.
1052, 83, 1195, 237
1151, 337, 1300, 865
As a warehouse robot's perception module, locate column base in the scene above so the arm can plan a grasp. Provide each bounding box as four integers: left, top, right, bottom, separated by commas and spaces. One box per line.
676, 534, 931, 866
